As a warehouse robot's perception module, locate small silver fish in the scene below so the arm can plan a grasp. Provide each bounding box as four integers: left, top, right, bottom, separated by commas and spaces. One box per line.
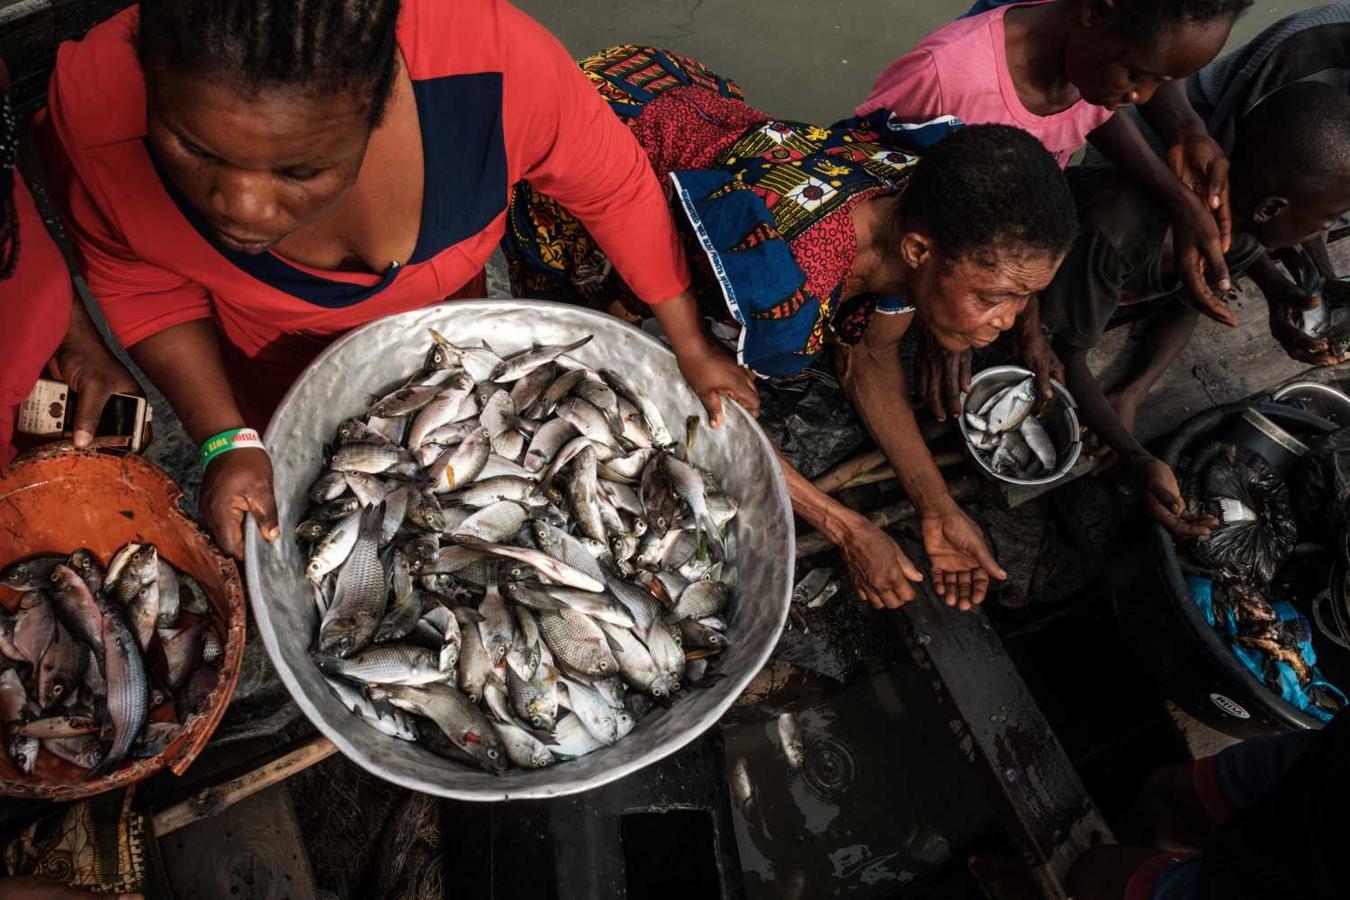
368, 682, 507, 774
491, 336, 593, 383
315, 644, 447, 685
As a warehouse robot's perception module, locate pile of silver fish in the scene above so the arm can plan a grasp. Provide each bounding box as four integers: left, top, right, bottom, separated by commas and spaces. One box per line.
298, 330, 739, 774
963, 376, 1059, 480
0, 545, 221, 778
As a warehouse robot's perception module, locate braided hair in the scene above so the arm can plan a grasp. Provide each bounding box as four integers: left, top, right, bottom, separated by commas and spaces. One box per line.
137, 0, 403, 126
0, 92, 17, 280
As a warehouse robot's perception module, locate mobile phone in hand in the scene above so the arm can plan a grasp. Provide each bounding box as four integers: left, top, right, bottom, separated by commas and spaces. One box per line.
17, 378, 152, 452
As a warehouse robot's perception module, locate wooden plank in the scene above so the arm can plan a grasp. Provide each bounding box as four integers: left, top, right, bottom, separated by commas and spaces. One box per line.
896, 585, 1113, 898
812, 450, 886, 493
151, 735, 337, 837
157, 783, 318, 900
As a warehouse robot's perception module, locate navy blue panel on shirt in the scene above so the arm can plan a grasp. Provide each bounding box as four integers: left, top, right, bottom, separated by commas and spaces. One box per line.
151, 73, 508, 309
410, 73, 508, 264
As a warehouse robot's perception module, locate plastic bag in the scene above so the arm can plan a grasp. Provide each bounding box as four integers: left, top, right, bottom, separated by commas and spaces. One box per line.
1191, 577, 1346, 721
1191, 446, 1298, 588
1291, 426, 1350, 535
756, 369, 868, 479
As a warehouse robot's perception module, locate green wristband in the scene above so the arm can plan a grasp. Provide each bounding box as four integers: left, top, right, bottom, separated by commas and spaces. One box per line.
200, 428, 264, 471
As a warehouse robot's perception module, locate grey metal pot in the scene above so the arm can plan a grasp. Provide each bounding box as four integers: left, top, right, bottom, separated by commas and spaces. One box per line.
244, 300, 793, 800
957, 365, 1082, 487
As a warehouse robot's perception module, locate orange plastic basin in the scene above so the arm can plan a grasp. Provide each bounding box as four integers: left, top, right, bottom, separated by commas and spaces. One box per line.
0, 447, 245, 801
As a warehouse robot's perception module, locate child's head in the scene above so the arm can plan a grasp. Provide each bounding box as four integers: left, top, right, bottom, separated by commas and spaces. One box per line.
893, 125, 1077, 353
1065, 0, 1252, 110
1229, 81, 1350, 250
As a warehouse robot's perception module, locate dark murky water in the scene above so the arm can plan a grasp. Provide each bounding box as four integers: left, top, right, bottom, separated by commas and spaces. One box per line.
722, 661, 998, 898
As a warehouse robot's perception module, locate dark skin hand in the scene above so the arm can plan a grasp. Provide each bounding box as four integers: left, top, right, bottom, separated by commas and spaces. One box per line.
1150, 85, 1236, 320
916, 299, 1060, 420
1092, 88, 1236, 326
1248, 254, 1341, 366
779, 455, 923, 609
650, 291, 759, 428
1057, 337, 1216, 538
915, 328, 972, 421
919, 509, 1005, 610
130, 320, 280, 559
840, 314, 1007, 609
47, 302, 140, 448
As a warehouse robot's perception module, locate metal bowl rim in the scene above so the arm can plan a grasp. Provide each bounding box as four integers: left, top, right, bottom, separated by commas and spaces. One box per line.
244, 298, 793, 800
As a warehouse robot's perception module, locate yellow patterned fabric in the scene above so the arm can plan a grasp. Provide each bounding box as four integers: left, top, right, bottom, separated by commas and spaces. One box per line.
3, 788, 147, 894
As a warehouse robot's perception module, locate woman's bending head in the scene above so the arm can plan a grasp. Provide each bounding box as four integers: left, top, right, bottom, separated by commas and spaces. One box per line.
893, 124, 1076, 353
1065, 0, 1252, 109
137, 0, 402, 253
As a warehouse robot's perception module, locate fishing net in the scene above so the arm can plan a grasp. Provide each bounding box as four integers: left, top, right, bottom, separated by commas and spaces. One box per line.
290, 755, 444, 900
1189, 445, 1298, 589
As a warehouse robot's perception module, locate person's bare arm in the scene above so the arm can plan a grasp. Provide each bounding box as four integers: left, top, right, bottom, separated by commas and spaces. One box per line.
130, 321, 278, 558
838, 313, 1005, 609
1055, 336, 1213, 538
1089, 110, 1235, 325
647, 290, 759, 427
778, 452, 923, 609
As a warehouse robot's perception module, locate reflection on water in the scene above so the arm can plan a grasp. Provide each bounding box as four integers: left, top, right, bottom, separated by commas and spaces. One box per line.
723, 664, 995, 898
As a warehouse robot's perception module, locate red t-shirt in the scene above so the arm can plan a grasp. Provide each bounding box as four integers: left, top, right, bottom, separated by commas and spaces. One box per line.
39, 1, 692, 427
0, 171, 73, 465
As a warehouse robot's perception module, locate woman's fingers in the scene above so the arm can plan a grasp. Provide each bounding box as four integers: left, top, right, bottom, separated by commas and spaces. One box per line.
210, 503, 246, 560
897, 552, 923, 584
247, 484, 280, 543
970, 570, 992, 607
69, 376, 118, 448
943, 353, 964, 418
955, 569, 974, 610
702, 389, 725, 429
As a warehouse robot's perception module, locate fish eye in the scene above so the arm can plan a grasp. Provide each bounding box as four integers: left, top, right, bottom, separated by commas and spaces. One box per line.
52, 684, 64, 697
487, 748, 499, 758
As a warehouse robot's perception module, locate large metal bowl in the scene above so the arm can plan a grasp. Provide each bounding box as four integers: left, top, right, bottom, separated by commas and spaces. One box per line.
244, 300, 793, 800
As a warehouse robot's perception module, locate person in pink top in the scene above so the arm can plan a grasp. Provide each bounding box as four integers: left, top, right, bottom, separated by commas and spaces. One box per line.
861, 0, 1252, 416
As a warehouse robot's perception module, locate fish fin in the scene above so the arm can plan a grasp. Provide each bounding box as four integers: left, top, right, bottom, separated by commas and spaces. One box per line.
683, 415, 700, 461
602, 629, 627, 658
530, 728, 560, 746
561, 335, 593, 356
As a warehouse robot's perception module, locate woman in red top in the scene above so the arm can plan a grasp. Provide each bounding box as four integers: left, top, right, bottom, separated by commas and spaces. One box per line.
38, 0, 754, 558
0, 59, 136, 466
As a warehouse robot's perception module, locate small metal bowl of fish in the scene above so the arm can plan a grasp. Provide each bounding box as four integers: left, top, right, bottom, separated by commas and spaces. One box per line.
246, 300, 794, 801
958, 365, 1082, 486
